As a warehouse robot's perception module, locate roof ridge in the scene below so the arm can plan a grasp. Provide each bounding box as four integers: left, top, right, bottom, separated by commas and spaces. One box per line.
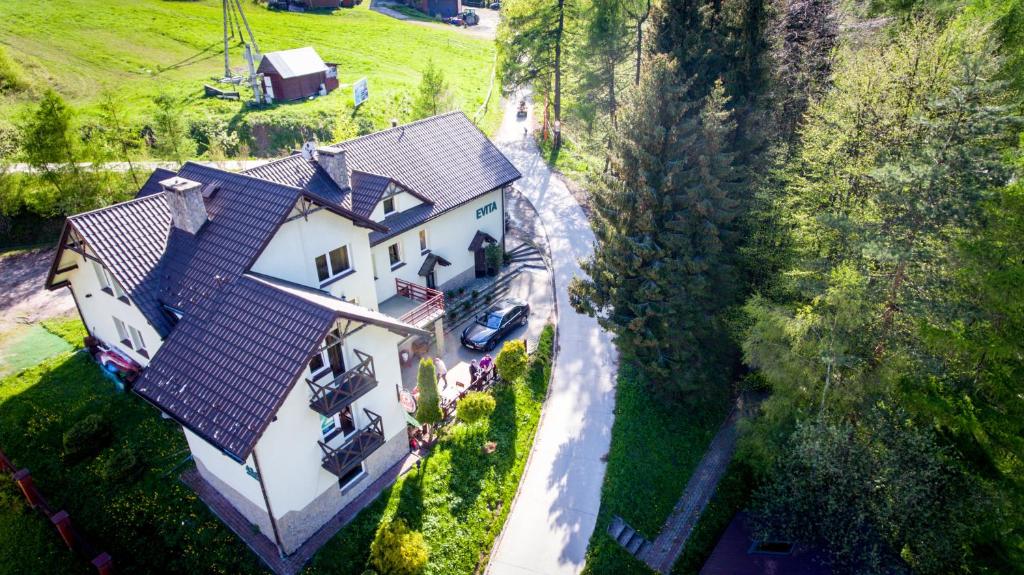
180, 161, 305, 192
326, 110, 467, 150
242, 152, 304, 172
68, 191, 168, 221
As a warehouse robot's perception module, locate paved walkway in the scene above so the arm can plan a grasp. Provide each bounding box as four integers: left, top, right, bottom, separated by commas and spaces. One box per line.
487, 90, 618, 575
641, 410, 739, 573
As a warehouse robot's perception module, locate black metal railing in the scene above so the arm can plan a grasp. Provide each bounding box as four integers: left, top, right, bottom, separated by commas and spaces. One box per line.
308, 350, 377, 417
319, 409, 386, 479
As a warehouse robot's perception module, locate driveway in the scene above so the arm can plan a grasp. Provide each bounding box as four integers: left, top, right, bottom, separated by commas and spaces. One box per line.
371, 0, 499, 39
487, 90, 618, 574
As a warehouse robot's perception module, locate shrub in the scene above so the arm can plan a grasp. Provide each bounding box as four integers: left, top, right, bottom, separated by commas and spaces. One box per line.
471, 289, 480, 299
485, 244, 503, 274
496, 339, 528, 383
369, 518, 429, 575
62, 414, 112, 460
457, 392, 496, 424
0, 46, 27, 94
415, 359, 442, 428
98, 447, 140, 482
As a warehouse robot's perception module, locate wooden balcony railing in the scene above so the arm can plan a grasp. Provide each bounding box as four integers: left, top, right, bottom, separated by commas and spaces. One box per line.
307, 350, 377, 417
395, 278, 445, 326
319, 409, 385, 479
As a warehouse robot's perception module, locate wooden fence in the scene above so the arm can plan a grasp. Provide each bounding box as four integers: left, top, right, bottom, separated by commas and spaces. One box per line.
0, 446, 113, 573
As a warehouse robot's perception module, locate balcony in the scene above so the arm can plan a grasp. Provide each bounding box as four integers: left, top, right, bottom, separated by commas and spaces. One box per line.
307, 350, 377, 417
319, 409, 385, 478
379, 278, 445, 328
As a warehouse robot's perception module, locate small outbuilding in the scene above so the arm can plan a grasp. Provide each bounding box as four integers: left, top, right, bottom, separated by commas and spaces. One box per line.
257, 47, 339, 103
411, 0, 461, 18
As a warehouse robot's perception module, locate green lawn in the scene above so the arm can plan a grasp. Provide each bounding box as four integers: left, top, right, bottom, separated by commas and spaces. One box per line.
0, 0, 502, 152
306, 324, 554, 574
0, 321, 554, 574
582, 365, 730, 575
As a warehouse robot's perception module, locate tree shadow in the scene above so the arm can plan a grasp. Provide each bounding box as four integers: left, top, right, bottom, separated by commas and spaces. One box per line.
392, 455, 427, 530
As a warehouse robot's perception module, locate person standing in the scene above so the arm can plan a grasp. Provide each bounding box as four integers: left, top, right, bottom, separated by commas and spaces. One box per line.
435, 356, 448, 388
469, 359, 480, 384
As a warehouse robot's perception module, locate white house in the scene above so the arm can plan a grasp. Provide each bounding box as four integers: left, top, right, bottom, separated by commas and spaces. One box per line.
44, 112, 521, 558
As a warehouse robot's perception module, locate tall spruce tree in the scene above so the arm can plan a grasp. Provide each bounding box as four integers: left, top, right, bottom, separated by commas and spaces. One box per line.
570, 56, 743, 399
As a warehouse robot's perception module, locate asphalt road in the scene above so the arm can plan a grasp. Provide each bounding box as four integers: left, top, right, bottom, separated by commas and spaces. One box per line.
487, 91, 618, 575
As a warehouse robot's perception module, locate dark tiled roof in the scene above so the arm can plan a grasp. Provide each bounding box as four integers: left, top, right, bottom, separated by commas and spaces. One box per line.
349, 170, 392, 218
243, 154, 348, 207
417, 253, 450, 276
66, 194, 175, 334
243, 112, 521, 244
135, 273, 426, 459
157, 163, 302, 315
134, 275, 337, 460
700, 513, 832, 575
136, 168, 178, 199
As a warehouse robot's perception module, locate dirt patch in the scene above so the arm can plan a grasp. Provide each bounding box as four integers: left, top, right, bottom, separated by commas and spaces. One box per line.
0, 247, 75, 331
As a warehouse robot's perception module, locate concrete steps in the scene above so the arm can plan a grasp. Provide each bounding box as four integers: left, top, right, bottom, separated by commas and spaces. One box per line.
608, 515, 653, 561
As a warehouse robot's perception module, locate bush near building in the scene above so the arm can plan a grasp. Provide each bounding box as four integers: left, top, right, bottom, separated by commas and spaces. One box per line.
369, 518, 429, 575
456, 391, 496, 424
309, 324, 556, 575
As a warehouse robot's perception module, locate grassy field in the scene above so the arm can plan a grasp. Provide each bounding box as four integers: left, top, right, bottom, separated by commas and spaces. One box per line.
0, 0, 502, 153
582, 365, 730, 575
0, 321, 553, 574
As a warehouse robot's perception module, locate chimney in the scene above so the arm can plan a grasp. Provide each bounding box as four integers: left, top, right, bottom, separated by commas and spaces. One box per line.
316, 147, 350, 190
160, 176, 208, 235
390, 118, 399, 128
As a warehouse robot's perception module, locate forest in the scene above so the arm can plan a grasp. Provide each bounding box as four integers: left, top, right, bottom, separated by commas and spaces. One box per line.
497, 0, 1024, 571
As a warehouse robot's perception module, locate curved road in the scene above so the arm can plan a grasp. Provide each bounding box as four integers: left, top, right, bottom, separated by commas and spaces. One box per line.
487, 91, 618, 575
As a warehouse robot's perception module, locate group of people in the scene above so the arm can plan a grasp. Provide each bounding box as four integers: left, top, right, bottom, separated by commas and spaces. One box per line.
433, 355, 494, 390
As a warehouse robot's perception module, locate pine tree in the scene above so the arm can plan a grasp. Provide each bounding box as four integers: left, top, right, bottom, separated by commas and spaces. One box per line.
570, 56, 743, 399
151, 92, 195, 167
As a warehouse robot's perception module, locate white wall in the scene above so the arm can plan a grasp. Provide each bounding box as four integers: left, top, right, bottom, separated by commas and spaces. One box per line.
60, 252, 164, 366
185, 427, 267, 512
372, 187, 504, 299
251, 205, 379, 309
245, 321, 407, 519
369, 188, 424, 223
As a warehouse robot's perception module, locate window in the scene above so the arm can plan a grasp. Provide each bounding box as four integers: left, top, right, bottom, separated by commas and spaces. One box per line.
113, 317, 130, 344
419, 230, 428, 253
321, 406, 356, 441
338, 463, 365, 490
383, 196, 396, 215
309, 327, 345, 379
387, 242, 402, 268
93, 261, 126, 299
315, 245, 353, 283
128, 325, 146, 353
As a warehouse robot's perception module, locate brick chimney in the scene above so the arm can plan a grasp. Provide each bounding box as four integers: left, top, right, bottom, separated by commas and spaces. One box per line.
160, 176, 208, 235
316, 147, 350, 190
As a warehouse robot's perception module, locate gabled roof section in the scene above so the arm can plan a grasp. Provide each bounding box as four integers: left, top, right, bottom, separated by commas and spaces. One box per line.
157, 163, 304, 315
136, 168, 178, 199
46, 194, 175, 334
134, 273, 426, 460
243, 112, 521, 243
133, 275, 338, 461
258, 47, 328, 79
247, 274, 428, 338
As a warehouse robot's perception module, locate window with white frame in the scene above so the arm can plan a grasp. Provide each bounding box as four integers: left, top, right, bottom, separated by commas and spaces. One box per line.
320, 406, 356, 441
314, 245, 353, 283
419, 229, 428, 253
308, 327, 345, 379
113, 317, 147, 354
387, 242, 403, 268
93, 261, 127, 299
382, 196, 396, 216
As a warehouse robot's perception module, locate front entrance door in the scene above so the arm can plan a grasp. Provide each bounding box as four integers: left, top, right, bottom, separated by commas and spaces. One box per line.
474, 247, 486, 278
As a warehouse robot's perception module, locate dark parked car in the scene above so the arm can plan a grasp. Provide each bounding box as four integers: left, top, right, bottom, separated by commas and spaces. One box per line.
461, 299, 530, 352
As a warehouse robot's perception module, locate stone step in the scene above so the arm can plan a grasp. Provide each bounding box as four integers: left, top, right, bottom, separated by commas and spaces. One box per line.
608, 516, 627, 540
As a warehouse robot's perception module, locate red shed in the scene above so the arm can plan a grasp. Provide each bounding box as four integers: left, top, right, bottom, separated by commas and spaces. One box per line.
257, 47, 339, 103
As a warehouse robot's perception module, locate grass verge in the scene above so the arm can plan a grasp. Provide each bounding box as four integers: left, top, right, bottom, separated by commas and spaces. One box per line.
40, 317, 88, 349
0, 342, 265, 573
581, 364, 730, 575
306, 324, 554, 574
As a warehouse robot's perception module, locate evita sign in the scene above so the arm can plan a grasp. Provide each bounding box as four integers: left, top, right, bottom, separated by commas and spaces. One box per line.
476, 201, 498, 219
